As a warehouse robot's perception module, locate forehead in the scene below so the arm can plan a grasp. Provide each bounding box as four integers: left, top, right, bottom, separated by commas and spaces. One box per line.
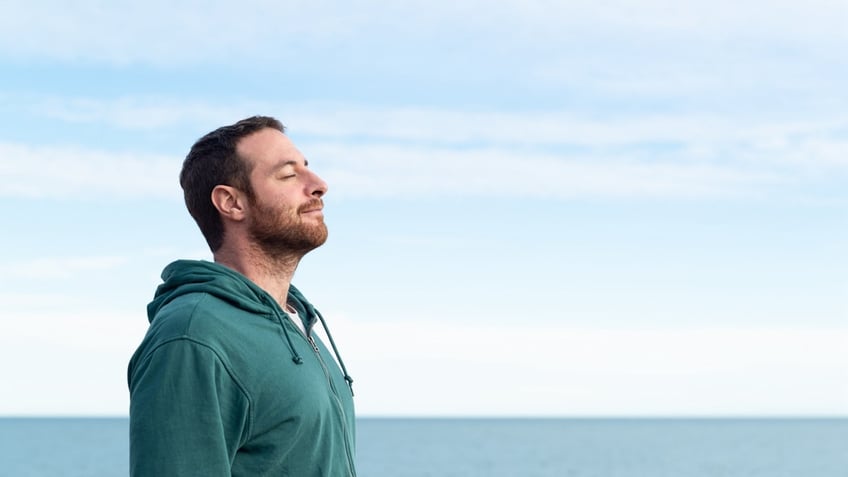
236, 127, 304, 171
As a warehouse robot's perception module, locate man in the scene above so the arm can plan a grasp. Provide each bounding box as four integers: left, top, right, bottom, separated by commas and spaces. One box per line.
128, 116, 356, 476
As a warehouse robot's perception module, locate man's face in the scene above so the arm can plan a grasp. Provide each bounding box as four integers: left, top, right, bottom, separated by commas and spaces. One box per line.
236, 128, 329, 256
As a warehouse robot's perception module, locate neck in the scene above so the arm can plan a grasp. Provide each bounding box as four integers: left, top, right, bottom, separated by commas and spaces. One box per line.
213, 241, 302, 309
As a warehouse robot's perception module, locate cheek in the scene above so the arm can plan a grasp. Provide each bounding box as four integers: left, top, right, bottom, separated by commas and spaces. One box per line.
254, 188, 296, 209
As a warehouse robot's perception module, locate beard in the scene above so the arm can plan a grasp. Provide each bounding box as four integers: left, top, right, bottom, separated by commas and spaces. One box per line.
247, 197, 328, 257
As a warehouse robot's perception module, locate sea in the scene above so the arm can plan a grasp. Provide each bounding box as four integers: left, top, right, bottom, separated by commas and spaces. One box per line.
0, 417, 844, 476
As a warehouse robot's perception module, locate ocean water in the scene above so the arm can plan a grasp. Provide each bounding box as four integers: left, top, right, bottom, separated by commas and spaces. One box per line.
0, 417, 845, 476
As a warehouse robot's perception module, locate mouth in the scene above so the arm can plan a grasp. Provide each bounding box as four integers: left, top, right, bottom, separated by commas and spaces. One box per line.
299, 199, 324, 216
300, 207, 324, 216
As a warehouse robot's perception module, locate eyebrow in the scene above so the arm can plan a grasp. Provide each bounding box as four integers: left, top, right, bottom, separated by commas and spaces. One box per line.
272, 158, 309, 171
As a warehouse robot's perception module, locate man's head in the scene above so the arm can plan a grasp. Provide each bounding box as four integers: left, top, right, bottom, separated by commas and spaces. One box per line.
181, 116, 328, 255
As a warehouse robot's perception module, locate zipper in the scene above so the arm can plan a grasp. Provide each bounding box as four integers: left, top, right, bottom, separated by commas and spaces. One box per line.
284, 313, 356, 476
307, 335, 320, 353
307, 332, 357, 476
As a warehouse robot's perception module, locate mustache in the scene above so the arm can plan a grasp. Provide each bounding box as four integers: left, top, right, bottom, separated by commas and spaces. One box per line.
298, 199, 324, 213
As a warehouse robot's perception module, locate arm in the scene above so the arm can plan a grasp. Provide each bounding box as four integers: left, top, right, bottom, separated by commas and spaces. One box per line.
129, 339, 250, 476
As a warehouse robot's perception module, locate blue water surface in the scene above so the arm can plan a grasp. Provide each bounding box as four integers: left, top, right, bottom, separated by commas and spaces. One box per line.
0, 417, 845, 476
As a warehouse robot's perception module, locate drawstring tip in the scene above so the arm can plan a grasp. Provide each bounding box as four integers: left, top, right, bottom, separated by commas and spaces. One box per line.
292, 356, 304, 365
344, 375, 354, 396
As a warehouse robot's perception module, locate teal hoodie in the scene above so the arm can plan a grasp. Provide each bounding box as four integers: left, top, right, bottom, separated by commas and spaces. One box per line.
128, 260, 356, 476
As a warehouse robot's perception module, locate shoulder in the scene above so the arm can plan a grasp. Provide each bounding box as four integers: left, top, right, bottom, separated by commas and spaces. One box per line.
149, 290, 253, 340
127, 333, 249, 418
132, 292, 238, 369
128, 335, 255, 447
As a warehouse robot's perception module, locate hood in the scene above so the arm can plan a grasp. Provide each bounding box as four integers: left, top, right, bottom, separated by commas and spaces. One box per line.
147, 259, 281, 323
146, 259, 353, 394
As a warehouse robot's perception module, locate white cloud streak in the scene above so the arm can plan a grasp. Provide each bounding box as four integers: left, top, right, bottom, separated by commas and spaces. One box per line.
1, 1, 845, 66
0, 310, 147, 415
34, 97, 244, 131
3, 96, 845, 201
0, 142, 181, 200
312, 143, 783, 200
17, 95, 848, 166
1, 308, 844, 416
2, 256, 129, 279
0, 137, 792, 201
324, 315, 848, 416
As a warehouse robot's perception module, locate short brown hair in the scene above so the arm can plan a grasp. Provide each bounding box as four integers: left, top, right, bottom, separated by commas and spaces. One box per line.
180, 115, 285, 252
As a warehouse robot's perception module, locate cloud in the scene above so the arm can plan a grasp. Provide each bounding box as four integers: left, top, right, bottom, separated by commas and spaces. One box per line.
0, 309, 147, 415
3, 99, 846, 202
326, 315, 848, 416
33, 96, 245, 131
0, 142, 181, 200
0, 138, 792, 202
15, 95, 848, 167
2, 255, 130, 280
1, 0, 845, 68
0, 1, 381, 66
3, 95, 845, 201
311, 143, 785, 200
1, 306, 844, 415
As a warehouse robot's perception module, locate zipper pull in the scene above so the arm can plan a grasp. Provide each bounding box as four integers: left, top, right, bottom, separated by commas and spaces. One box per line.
308, 335, 320, 353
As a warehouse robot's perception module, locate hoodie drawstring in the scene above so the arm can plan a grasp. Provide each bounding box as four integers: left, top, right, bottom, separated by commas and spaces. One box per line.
313, 309, 355, 396
274, 312, 305, 364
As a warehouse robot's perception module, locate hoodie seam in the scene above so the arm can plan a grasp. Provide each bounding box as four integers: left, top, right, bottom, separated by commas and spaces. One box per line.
185, 292, 255, 445
138, 335, 255, 448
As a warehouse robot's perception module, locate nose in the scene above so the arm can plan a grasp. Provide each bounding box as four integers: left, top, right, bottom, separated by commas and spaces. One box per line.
308, 169, 328, 198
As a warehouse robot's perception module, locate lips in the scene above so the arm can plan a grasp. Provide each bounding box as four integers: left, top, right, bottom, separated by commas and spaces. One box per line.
298, 199, 324, 214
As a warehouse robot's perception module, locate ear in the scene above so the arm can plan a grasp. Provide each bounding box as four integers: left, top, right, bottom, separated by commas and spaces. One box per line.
211, 185, 247, 222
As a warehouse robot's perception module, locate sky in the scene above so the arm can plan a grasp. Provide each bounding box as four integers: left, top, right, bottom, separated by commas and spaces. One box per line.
0, 0, 846, 417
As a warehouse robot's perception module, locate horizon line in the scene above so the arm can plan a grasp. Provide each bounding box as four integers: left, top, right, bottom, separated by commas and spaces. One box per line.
2, 414, 845, 420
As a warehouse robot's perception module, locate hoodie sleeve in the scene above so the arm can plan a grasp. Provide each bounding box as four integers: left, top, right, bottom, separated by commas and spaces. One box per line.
129, 339, 251, 477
